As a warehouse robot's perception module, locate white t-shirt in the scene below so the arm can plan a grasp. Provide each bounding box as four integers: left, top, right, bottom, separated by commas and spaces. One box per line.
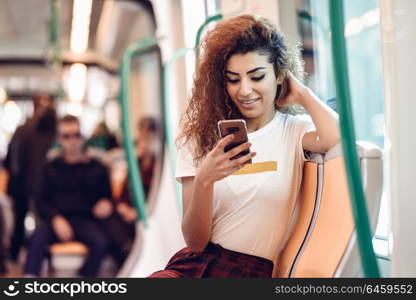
175, 111, 315, 268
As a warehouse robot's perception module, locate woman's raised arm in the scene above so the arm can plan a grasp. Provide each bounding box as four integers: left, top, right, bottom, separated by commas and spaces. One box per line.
279, 72, 340, 153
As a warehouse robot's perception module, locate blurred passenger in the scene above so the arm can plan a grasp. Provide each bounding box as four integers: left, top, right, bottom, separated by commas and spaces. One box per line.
0, 161, 6, 274
102, 117, 159, 268
97, 203, 135, 269
3, 94, 56, 261
23, 115, 112, 277
119, 116, 158, 202
0, 160, 13, 276
0, 206, 6, 275
27, 106, 57, 207
86, 122, 119, 151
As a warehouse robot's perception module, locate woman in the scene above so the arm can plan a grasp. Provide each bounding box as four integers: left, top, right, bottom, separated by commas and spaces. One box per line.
149, 15, 339, 278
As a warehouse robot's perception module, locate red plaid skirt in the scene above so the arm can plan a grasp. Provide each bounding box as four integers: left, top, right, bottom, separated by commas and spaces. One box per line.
148, 242, 273, 278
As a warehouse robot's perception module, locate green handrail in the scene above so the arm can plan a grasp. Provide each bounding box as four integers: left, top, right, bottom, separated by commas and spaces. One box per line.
194, 14, 223, 62
162, 47, 193, 214
328, 0, 380, 277
119, 37, 162, 226
49, 0, 58, 44
47, 0, 60, 66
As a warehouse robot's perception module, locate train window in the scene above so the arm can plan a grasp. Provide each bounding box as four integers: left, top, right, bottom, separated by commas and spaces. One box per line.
297, 0, 384, 146
296, 0, 389, 254
205, 0, 222, 16
343, 1, 390, 254
181, 0, 211, 91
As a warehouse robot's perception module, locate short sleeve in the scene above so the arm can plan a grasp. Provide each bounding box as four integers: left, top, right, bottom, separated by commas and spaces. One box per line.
175, 139, 197, 183
292, 114, 316, 161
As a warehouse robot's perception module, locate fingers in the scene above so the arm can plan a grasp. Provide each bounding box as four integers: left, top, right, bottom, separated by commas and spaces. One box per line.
227, 151, 256, 173
215, 134, 235, 152
233, 151, 256, 166
225, 142, 251, 159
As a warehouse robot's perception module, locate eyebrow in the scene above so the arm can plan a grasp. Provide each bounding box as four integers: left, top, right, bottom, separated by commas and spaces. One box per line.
225, 67, 267, 76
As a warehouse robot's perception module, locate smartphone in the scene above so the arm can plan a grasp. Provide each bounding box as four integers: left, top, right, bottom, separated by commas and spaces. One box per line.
217, 119, 252, 163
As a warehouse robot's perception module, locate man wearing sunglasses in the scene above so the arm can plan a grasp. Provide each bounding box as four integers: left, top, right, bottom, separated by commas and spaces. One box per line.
23, 115, 113, 277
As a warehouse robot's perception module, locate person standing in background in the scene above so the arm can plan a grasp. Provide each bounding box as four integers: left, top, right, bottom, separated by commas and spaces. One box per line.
3, 94, 56, 262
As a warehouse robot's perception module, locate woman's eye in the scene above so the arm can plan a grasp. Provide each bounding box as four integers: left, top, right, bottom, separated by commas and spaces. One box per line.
226, 78, 240, 84
251, 74, 265, 81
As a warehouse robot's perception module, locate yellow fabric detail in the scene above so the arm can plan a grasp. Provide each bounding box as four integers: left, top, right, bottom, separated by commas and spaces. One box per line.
232, 161, 278, 175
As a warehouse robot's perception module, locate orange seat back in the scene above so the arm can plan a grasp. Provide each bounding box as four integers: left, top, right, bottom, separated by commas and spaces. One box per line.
278, 157, 355, 277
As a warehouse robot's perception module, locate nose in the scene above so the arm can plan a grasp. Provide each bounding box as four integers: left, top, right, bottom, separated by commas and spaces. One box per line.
238, 78, 252, 98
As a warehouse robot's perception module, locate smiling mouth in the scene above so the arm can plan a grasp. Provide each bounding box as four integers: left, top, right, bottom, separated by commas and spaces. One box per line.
239, 98, 260, 105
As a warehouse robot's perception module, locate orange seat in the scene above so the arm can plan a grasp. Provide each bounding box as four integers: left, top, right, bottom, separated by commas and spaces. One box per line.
277, 142, 383, 277
49, 241, 89, 256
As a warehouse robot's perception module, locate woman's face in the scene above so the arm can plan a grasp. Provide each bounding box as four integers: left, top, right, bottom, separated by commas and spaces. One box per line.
225, 51, 279, 122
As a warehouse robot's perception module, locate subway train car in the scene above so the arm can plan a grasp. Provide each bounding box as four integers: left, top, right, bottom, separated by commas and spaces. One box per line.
0, 0, 415, 279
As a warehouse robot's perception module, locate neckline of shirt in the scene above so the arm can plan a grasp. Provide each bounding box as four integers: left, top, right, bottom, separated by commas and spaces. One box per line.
247, 110, 281, 140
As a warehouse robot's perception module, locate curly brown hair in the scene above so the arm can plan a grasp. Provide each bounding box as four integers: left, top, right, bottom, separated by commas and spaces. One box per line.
178, 14, 303, 163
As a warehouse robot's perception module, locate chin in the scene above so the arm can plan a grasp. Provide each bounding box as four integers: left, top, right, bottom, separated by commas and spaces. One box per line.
239, 110, 260, 119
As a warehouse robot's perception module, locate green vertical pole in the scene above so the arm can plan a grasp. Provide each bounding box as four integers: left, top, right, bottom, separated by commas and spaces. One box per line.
329, 0, 380, 277
48, 0, 60, 65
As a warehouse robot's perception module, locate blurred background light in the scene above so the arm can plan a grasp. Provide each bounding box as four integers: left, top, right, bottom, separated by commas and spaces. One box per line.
1, 101, 22, 133
68, 63, 87, 102
70, 0, 93, 54
0, 87, 7, 103
345, 8, 380, 37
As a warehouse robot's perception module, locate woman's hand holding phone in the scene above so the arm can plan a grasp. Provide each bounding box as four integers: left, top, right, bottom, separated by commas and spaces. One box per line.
195, 134, 256, 186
